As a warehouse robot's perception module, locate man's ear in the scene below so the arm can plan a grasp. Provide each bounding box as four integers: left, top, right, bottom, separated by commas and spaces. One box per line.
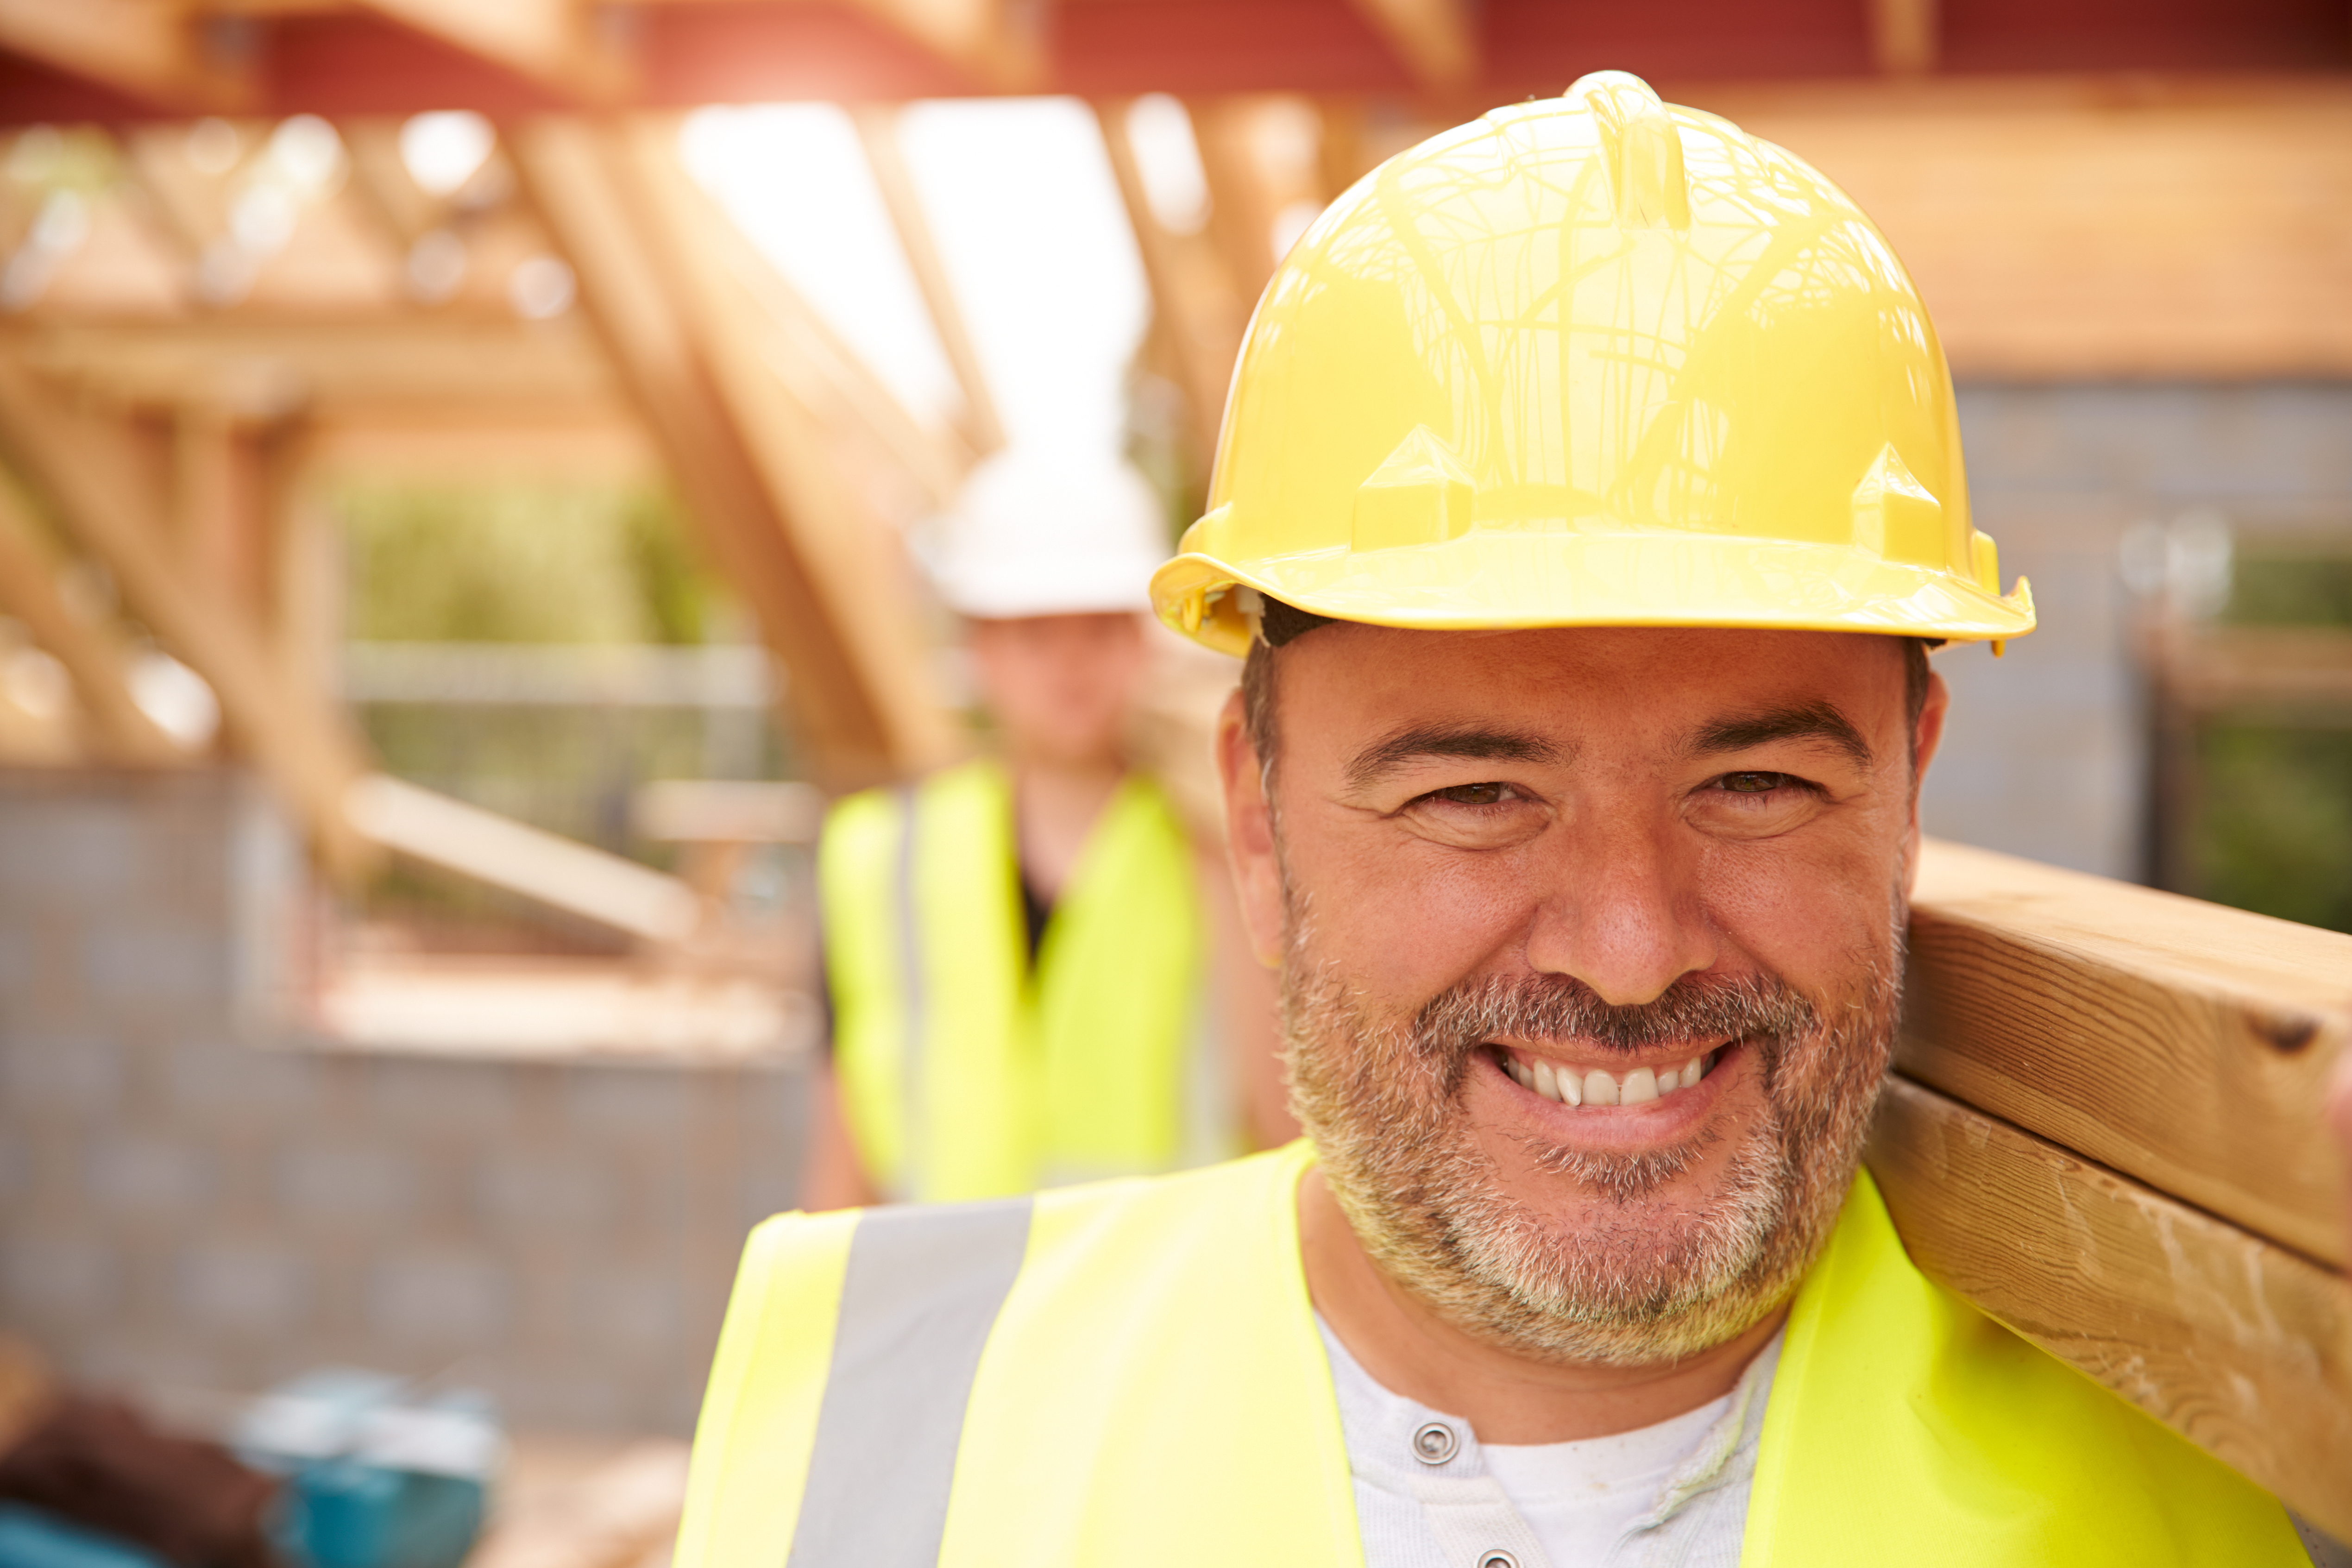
1216, 687, 1286, 968
1902, 668, 1951, 894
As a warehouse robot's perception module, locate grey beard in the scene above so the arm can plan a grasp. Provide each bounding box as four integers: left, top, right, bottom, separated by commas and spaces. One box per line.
1285, 928, 1903, 1368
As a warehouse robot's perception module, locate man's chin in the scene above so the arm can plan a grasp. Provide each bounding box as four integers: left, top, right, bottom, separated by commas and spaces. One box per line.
1287, 951, 1899, 1369
1428, 1123, 1802, 1363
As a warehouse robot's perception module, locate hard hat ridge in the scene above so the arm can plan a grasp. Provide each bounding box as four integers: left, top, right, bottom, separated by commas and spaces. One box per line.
1152, 72, 2036, 660
1574, 71, 1691, 231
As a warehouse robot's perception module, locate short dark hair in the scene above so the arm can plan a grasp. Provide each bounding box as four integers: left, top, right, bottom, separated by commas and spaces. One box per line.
1239, 598, 1934, 778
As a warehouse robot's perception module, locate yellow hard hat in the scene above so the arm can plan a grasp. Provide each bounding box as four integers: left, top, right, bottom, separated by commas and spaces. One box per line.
1151, 71, 2034, 658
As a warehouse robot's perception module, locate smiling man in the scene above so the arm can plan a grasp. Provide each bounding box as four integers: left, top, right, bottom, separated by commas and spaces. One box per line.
674, 74, 2317, 1566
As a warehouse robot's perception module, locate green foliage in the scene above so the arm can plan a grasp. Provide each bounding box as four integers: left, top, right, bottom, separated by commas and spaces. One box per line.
2193, 721, 2352, 933
2189, 539, 2352, 934
2222, 554, 2352, 629
341, 483, 717, 645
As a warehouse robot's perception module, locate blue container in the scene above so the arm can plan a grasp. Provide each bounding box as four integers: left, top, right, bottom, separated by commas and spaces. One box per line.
280, 1463, 484, 1568
0, 1505, 171, 1568
234, 1370, 501, 1568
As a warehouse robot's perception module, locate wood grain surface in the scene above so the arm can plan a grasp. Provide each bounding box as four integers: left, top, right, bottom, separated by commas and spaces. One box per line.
1904, 838, 2352, 1265
1869, 1075, 2352, 1543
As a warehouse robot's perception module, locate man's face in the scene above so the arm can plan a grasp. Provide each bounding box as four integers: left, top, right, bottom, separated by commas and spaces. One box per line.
968, 612, 1147, 768
1220, 625, 1945, 1366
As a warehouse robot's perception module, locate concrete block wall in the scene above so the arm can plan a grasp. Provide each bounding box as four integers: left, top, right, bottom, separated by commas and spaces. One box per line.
0, 768, 809, 1435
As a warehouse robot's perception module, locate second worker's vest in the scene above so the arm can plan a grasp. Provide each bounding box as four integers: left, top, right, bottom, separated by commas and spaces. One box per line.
678, 1142, 2305, 1567
819, 760, 1221, 1202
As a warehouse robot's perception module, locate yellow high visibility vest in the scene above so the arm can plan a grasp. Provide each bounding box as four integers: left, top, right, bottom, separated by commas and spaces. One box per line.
678, 1142, 2305, 1567
818, 760, 1219, 1202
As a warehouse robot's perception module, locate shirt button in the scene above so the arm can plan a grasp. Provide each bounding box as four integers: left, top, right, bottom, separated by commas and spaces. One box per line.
1478, 1554, 1520, 1568
1410, 1421, 1459, 1465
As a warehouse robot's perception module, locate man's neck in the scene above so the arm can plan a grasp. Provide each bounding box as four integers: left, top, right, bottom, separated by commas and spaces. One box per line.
1296, 1167, 1786, 1445
1010, 753, 1125, 902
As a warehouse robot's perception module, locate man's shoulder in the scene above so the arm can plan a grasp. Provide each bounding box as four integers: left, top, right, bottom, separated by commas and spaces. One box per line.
1749, 1168, 2307, 1564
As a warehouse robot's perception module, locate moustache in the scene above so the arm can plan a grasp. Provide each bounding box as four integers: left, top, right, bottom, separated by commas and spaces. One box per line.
1412, 970, 1819, 1066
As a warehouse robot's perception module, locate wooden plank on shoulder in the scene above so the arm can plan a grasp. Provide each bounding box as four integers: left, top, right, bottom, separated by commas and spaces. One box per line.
1905, 838, 2351, 1266
1869, 1076, 2352, 1543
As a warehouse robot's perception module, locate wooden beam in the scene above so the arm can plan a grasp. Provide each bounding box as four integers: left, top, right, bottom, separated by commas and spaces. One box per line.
1867, 0, 1938, 75
0, 473, 184, 767
1186, 98, 1286, 306
1341, 0, 1475, 91
851, 103, 1006, 456
0, 0, 251, 112
655, 157, 973, 511
16, 317, 621, 416
1904, 838, 2352, 1266
0, 354, 372, 876
840, 0, 1042, 92
171, 407, 266, 617
1868, 1076, 2352, 1543
1094, 98, 1248, 479
509, 115, 954, 791
618, 116, 959, 762
2163, 626, 2352, 712
346, 773, 703, 944
1702, 81, 2352, 378
351, 0, 635, 104
305, 411, 657, 479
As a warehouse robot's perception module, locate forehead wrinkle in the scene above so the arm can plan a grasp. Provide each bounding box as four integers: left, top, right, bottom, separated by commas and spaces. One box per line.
1340, 722, 1566, 793
1686, 700, 1874, 771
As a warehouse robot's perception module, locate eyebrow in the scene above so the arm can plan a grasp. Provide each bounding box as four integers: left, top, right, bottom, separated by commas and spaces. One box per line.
1688, 701, 1874, 770
1343, 724, 1565, 791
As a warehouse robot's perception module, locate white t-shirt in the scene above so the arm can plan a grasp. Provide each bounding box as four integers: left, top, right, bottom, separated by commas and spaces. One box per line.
1480, 1395, 1731, 1565
1317, 1314, 1780, 1568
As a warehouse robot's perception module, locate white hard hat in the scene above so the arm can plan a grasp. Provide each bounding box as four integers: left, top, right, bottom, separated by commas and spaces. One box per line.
931, 447, 1168, 619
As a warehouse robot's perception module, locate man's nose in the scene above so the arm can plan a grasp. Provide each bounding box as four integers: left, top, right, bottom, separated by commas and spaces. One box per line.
1523, 816, 1716, 1006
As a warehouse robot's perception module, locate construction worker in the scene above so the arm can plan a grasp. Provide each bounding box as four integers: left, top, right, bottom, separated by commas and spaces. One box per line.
690, 76, 2319, 1562
799, 445, 1289, 1209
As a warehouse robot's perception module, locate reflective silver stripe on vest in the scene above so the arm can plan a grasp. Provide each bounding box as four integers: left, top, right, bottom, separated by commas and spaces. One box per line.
785, 1196, 1033, 1566
891, 785, 924, 1201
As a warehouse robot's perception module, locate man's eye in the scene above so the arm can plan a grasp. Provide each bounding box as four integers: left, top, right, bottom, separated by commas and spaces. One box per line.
1430, 782, 1513, 806
1720, 771, 1787, 794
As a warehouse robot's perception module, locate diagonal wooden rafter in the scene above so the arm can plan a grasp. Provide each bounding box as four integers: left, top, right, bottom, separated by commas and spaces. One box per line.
851, 103, 1006, 456
509, 115, 955, 792
0, 0, 253, 112
679, 186, 975, 513
1094, 99, 1249, 479
0, 352, 373, 876
1342, 0, 1476, 92
352, 0, 635, 104
0, 472, 185, 767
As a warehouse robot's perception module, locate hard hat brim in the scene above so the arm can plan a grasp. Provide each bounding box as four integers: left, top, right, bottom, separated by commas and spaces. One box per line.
1152, 534, 2037, 659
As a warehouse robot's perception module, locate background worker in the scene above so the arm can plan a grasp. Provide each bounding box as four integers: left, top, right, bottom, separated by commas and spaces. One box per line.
687, 77, 2325, 1564
799, 446, 1290, 1209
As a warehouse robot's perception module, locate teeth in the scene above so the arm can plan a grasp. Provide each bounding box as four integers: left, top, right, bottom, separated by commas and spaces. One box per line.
1505, 1049, 1720, 1107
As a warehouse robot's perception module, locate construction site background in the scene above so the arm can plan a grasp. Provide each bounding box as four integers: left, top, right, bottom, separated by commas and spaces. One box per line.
0, 2, 2346, 1556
